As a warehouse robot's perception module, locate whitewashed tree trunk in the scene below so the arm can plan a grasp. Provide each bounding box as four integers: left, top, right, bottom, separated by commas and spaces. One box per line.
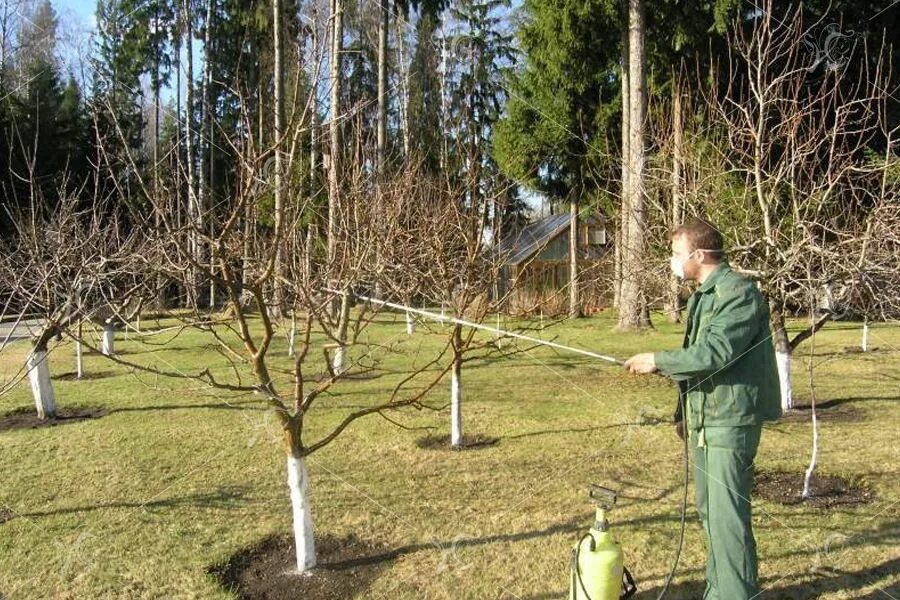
862, 320, 869, 352
776, 350, 792, 411
102, 322, 115, 356
771, 304, 793, 411
332, 290, 351, 375
288, 313, 297, 358
802, 320, 819, 499
28, 349, 56, 419
75, 340, 83, 379
802, 381, 819, 499
286, 454, 316, 572
450, 357, 462, 447
405, 311, 416, 335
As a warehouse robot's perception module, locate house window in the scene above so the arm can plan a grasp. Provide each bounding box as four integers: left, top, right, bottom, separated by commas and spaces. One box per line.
589, 228, 607, 245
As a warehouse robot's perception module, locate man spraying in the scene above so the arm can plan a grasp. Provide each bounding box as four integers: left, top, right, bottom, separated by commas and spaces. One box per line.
624, 218, 782, 600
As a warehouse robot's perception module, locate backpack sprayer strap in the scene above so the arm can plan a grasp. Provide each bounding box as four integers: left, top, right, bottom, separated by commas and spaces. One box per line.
622, 567, 637, 599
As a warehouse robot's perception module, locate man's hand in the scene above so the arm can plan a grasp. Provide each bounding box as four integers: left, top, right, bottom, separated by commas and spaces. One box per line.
624, 353, 657, 374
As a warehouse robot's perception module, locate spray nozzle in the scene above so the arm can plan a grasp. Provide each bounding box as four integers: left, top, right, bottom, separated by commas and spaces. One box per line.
589, 484, 617, 510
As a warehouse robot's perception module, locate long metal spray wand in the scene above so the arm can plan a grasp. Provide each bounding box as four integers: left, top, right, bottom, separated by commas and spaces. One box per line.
324, 288, 625, 366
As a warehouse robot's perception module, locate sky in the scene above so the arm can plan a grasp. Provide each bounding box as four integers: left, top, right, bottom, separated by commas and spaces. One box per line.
54, 0, 95, 30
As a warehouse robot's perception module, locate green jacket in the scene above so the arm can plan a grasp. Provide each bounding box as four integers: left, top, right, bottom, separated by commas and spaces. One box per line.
655, 263, 782, 429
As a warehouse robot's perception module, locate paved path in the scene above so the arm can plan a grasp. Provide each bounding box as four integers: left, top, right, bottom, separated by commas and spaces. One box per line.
0, 318, 44, 344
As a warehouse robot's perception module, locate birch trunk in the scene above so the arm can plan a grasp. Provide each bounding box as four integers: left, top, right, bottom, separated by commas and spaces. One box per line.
28, 349, 56, 420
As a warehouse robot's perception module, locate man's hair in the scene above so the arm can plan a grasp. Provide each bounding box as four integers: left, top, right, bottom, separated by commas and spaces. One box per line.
671, 217, 725, 259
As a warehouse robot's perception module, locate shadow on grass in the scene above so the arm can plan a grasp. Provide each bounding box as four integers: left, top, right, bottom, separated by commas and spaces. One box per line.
505, 419, 666, 441
108, 400, 266, 414
54, 371, 117, 381
325, 512, 682, 571
633, 555, 900, 600
8, 486, 251, 521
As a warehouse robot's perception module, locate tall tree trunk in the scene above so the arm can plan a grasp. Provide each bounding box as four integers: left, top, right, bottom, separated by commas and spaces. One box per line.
397, 11, 411, 159
202, 0, 216, 309
328, 0, 344, 267
615, 11, 630, 311
309, 22, 319, 202
568, 197, 581, 318
272, 0, 285, 316
618, 0, 650, 331
376, 0, 388, 182
667, 79, 684, 323
182, 0, 200, 309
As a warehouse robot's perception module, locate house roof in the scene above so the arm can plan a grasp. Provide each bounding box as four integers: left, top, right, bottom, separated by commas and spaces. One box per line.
497, 212, 571, 266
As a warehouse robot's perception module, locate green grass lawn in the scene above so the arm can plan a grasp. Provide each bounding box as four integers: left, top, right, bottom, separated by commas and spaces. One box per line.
0, 311, 898, 599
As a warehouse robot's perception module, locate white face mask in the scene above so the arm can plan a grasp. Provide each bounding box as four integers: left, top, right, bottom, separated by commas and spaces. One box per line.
670, 254, 688, 279
670, 248, 720, 279
670, 249, 700, 279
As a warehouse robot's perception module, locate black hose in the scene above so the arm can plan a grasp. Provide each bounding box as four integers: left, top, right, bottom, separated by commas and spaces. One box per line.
654, 420, 690, 600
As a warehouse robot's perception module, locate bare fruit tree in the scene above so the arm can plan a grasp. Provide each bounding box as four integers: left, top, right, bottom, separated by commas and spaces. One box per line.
702, 2, 899, 411
0, 196, 148, 417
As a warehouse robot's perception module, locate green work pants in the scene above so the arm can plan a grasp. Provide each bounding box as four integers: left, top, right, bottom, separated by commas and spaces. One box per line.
692, 425, 762, 600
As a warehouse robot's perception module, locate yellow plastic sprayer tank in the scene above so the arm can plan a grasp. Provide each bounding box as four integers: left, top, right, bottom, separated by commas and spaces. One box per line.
569, 485, 636, 600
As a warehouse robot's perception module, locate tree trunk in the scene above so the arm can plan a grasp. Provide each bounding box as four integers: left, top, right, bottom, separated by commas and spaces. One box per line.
618, 0, 649, 331
615, 7, 630, 312
201, 0, 215, 309
286, 453, 316, 572
28, 348, 56, 419
862, 319, 869, 352
451, 360, 462, 447
396, 11, 411, 159
568, 198, 581, 318
75, 320, 84, 379
182, 0, 200, 309
332, 290, 351, 375
802, 313, 819, 499
288, 312, 297, 358
309, 23, 319, 202
770, 301, 793, 411
376, 0, 388, 182
272, 0, 285, 316
406, 311, 416, 335
667, 80, 684, 323
327, 0, 344, 266
102, 321, 115, 356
